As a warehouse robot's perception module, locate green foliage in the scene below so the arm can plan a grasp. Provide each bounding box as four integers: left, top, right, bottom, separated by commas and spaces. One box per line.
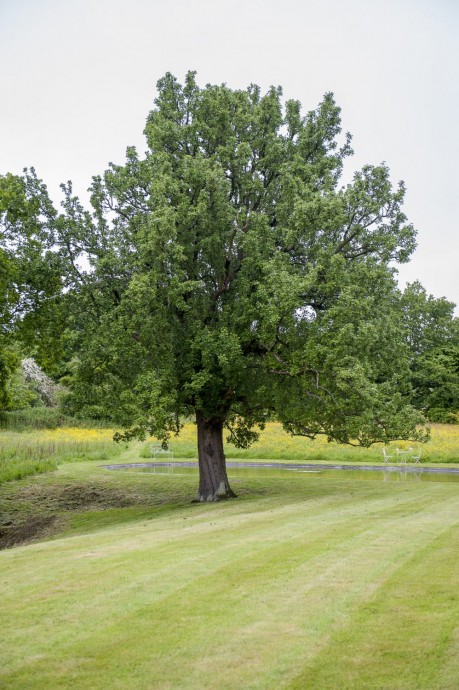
402, 280, 457, 355
0, 343, 45, 412
0, 172, 67, 408
0, 171, 61, 328
426, 408, 458, 424
401, 281, 459, 420
0, 407, 112, 431
0, 346, 19, 410
4, 363, 41, 411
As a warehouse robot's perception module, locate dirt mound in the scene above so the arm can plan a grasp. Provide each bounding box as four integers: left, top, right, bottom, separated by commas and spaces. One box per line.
0, 515, 57, 549
55, 484, 138, 509
16, 482, 141, 510
0, 482, 145, 549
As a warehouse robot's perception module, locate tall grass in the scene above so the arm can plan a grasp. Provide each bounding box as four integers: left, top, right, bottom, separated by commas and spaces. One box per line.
0, 408, 112, 431
141, 421, 459, 464
0, 428, 122, 484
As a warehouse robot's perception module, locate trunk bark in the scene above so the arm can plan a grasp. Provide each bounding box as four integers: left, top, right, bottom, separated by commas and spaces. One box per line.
194, 411, 237, 502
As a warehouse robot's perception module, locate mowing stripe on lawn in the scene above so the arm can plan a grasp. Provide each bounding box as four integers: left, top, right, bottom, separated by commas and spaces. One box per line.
0, 475, 458, 689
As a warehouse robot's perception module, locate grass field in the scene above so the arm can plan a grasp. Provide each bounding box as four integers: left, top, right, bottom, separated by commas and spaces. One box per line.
0, 436, 459, 689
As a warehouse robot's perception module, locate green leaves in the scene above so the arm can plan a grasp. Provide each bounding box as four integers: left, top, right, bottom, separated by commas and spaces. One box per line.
401, 282, 459, 419
0, 345, 19, 410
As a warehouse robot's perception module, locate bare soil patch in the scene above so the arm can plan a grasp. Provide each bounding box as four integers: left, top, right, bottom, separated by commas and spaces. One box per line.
0, 481, 151, 550
0, 515, 58, 549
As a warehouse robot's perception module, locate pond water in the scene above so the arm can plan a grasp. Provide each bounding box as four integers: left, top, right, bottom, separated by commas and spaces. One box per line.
102, 461, 459, 483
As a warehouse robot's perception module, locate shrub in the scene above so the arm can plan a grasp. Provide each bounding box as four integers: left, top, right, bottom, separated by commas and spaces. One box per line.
427, 408, 458, 424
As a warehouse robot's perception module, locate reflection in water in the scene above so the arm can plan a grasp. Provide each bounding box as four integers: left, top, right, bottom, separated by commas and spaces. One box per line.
383, 468, 422, 482
104, 463, 459, 484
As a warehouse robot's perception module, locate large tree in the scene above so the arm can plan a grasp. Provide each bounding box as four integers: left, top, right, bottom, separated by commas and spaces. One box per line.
7, 73, 426, 499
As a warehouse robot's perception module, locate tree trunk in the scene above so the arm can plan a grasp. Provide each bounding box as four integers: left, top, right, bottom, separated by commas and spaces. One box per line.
194, 411, 237, 502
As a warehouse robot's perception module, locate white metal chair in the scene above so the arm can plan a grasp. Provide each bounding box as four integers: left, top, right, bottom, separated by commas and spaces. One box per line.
382, 447, 394, 463
410, 448, 422, 464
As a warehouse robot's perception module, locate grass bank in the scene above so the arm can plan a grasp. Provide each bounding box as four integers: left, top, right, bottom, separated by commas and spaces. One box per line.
0, 456, 458, 689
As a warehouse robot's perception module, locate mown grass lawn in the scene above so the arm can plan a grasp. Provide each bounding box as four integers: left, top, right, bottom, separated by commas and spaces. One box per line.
0, 447, 458, 690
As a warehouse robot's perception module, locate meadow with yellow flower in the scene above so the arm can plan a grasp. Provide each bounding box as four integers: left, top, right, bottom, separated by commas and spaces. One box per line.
2, 419, 459, 487
143, 420, 459, 465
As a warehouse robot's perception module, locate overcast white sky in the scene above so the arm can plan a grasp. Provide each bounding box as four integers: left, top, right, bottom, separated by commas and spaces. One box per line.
1, 0, 458, 307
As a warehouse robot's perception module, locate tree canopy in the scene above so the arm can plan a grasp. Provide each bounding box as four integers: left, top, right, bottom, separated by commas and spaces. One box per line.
2, 73, 429, 499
